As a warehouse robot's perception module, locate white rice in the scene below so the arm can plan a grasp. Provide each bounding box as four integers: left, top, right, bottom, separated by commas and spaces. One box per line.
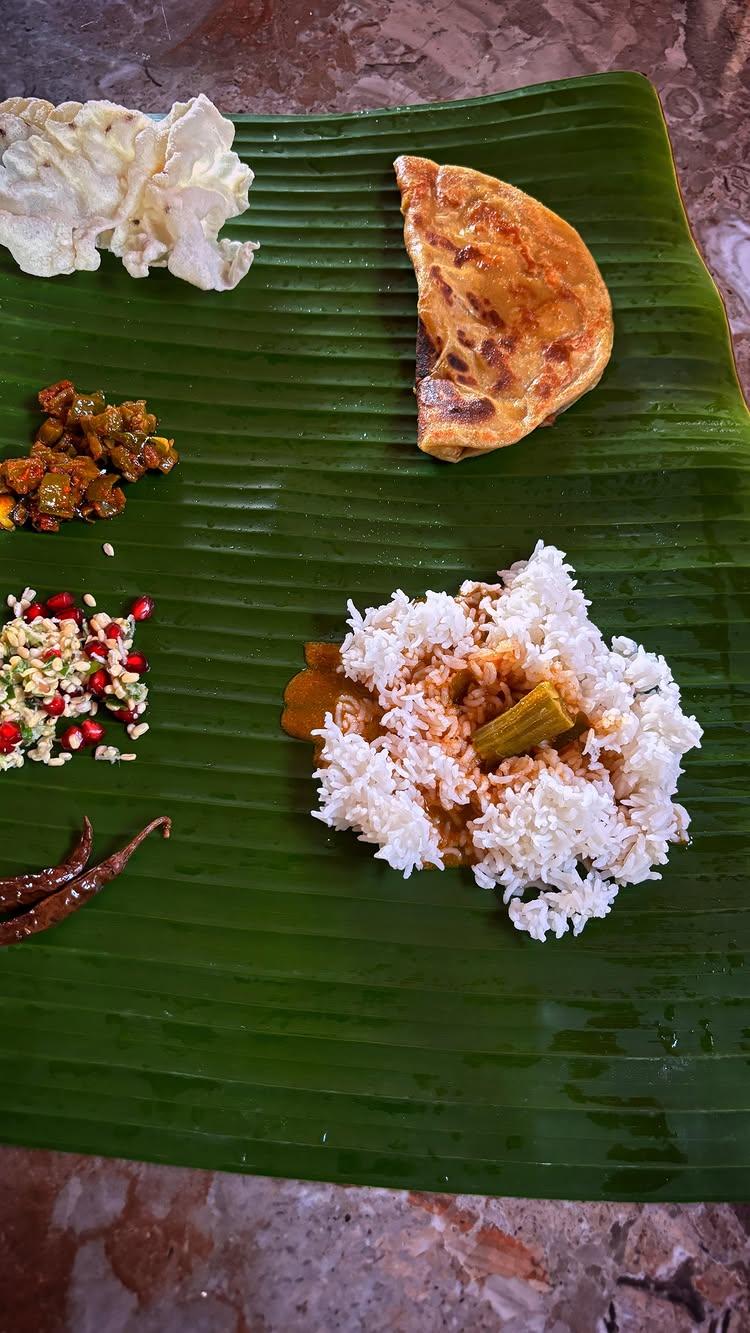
312, 542, 703, 942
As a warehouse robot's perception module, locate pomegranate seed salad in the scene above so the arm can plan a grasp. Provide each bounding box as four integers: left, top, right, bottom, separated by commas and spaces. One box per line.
0, 587, 154, 771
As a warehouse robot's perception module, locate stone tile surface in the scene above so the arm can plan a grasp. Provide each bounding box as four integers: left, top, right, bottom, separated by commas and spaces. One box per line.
2, 1147, 750, 1333
2, 3, 750, 1330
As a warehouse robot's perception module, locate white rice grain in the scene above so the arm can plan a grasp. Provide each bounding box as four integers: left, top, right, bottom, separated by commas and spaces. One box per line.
312, 543, 703, 942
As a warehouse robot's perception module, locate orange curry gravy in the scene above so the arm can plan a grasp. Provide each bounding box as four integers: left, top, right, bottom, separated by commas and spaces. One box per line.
281, 643, 473, 866
281, 643, 380, 746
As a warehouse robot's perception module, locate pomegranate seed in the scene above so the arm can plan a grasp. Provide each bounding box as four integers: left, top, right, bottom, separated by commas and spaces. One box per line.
45, 592, 75, 613
80, 718, 105, 745
57, 606, 83, 627
85, 641, 108, 660
130, 595, 154, 622
111, 706, 136, 724
43, 694, 66, 717
0, 720, 22, 745
60, 724, 84, 752
88, 669, 110, 696
125, 651, 149, 673
0, 737, 15, 755
24, 603, 45, 622
106, 623, 123, 639
41, 648, 59, 662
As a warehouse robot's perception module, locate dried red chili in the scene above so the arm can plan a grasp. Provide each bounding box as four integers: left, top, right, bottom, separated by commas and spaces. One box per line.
0, 816, 170, 947
0, 816, 93, 911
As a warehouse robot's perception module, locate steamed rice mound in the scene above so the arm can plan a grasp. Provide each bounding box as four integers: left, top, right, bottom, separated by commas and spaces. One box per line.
313, 542, 702, 941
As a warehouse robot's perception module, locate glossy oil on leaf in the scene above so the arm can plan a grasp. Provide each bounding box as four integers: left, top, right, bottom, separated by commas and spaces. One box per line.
0, 73, 748, 1201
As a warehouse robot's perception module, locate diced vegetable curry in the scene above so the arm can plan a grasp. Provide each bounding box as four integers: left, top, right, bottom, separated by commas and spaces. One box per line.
0, 380, 179, 533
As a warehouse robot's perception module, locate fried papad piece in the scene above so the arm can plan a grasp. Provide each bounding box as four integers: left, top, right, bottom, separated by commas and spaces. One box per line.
394, 154, 613, 462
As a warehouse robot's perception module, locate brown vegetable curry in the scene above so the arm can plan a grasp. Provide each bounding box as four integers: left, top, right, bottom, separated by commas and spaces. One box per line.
0, 380, 179, 533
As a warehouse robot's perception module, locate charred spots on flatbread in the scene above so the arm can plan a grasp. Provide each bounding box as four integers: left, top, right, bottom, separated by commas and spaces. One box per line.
468, 201, 522, 242
426, 229, 458, 255
447, 353, 469, 373
420, 379, 495, 422
416, 319, 439, 380
479, 338, 515, 390
534, 374, 557, 402
479, 338, 506, 370
468, 201, 538, 270
428, 265, 455, 305
466, 291, 506, 329
454, 243, 482, 267
544, 338, 571, 363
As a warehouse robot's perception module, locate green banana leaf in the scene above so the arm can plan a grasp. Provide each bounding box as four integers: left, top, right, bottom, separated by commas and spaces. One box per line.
0, 72, 748, 1202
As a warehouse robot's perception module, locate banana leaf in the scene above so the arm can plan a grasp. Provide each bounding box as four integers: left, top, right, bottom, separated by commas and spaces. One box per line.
0, 72, 748, 1202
